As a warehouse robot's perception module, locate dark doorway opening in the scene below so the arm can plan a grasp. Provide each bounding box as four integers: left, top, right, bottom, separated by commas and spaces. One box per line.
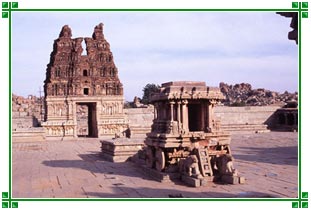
76, 102, 98, 137
278, 113, 286, 124
188, 104, 202, 131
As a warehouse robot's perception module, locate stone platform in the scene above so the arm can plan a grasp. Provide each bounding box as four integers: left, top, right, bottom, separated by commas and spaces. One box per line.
100, 138, 145, 162
13, 127, 46, 142
13, 132, 298, 198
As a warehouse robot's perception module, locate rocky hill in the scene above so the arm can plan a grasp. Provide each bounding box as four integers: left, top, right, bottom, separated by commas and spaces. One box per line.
219, 82, 298, 106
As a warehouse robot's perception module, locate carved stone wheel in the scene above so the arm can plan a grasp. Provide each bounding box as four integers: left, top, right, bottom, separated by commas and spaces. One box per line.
155, 148, 165, 171
145, 146, 154, 168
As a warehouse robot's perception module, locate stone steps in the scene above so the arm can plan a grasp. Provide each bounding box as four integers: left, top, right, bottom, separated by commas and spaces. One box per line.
220, 124, 269, 133
13, 133, 45, 142
13, 127, 46, 142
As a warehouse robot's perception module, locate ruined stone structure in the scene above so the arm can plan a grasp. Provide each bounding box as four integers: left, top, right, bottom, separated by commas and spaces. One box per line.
270, 100, 298, 131
12, 94, 43, 129
42, 23, 128, 139
144, 81, 243, 186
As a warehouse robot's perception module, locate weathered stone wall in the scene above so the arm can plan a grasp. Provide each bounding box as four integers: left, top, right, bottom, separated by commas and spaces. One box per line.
12, 97, 282, 137
12, 94, 43, 130
125, 107, 154, 125
214, 105, 280, 127
124, 107, 154, 137
12, 116, 39, 130
124, 105, 281, 134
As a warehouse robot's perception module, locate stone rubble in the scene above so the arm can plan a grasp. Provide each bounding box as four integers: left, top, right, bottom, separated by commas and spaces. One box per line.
12, 94, 43, 119
219, 82, 298, 106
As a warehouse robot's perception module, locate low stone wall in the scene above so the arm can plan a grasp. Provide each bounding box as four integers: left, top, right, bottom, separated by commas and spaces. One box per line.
214, 105, 280, 132
11, 105, 282, 142
124, 106, 281, 134
12, 112, 39, 130
124, 107, 154, 137
12, 127, 46, 142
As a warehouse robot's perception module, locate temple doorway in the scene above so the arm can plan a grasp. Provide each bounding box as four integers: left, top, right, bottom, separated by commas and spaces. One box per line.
76, 102, 98, 137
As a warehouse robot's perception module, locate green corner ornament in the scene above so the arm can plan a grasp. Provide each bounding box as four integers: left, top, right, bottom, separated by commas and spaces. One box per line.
2, 202, 9, 208
302, 2, 308, 8
1, 192, 8, 199
292, 2, 299, 8
12, 1, 18, 8
292, 202, 299, 208
1, 2, 8, 8
2, 11, 8, 18
12, 202, 18, 208
302, 12, 308, 18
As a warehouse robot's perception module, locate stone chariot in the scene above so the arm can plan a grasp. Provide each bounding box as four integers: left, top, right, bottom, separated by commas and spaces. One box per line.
144, 81, 244, 186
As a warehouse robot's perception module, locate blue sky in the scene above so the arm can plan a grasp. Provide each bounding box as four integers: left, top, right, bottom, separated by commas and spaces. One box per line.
12, 12, 297, 101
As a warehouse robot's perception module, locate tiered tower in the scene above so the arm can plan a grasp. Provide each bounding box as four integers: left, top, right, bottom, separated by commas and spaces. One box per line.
42, 23, 128, 139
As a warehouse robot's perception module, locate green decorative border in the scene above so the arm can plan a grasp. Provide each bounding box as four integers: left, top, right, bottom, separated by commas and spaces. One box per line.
1, 1, 309, 209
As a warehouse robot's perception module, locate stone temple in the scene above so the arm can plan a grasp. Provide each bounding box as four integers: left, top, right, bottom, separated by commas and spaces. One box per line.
42, 23, 128, 139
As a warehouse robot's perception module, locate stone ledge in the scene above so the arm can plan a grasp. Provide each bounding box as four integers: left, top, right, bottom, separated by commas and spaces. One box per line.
100, 138, 145, 163
13, 128, 46, 142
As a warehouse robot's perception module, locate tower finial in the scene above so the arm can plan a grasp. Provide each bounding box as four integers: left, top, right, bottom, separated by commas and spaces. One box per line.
59, 25, 72, 38
92, 23, 104, 40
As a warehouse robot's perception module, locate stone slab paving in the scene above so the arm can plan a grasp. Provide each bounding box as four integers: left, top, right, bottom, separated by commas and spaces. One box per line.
12, 132, 298, 198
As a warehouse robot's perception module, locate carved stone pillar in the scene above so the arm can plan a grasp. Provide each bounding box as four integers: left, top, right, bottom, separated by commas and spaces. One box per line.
169, 101, 175, 122
96, 102, 101, 134
204, 102, 209, 131
208, 100, 216, 131
73, 102, 77, 138
182, 100, 189, 132
69, 100, 73, 117
177, 101, 181, 125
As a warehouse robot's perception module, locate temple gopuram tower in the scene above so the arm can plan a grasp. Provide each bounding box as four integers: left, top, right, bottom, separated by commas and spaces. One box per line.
42, 23, 128, 139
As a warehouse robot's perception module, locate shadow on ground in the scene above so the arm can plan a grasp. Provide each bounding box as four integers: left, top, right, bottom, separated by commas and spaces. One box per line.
39, 153, 281, 198
42, 152, 154, 180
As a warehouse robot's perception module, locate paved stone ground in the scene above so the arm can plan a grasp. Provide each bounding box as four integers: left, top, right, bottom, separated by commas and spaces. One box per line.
12, 132, 298, 198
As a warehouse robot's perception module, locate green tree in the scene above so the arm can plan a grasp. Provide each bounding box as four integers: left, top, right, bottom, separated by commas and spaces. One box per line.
141, 83, 160, 104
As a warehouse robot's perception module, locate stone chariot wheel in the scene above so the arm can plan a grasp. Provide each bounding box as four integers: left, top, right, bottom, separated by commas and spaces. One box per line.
155, 148, 165, 171
145, 146, 154, 168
